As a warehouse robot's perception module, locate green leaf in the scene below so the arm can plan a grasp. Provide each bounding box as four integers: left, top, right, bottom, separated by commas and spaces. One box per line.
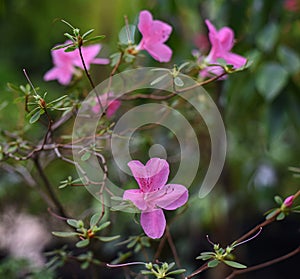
196, 254, 214, 261
256, 23, 279, 52
276, 212, 285, 220
82, 29, 94, 39
266, 209, 278, 220
95, 235, 120, 242
174, 76, 184, 87
84, 35, 105, 44
208, 259, 219, 268
76, 239, 90, 248
80, 261, 90, 270
150, 73, 168, 86
65, 45, 78, 52
255, 62, 289, 101
223, 260, 247, 269
96, 221, 111, 231
89, 212, 101, 227
51, 43, 73, 51
167, 269, 186, 275
118, 24, 136, 44
274, 195, 283, 205
81, 152, 91, 161
52, 231, 79, 237
29, 110, 42, 124
67, 219, 79, 228
277, 45, 300, 74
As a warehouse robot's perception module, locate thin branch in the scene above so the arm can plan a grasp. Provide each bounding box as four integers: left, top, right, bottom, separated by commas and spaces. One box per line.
33, 157, 67, 218
165, 225, 182, 268
225, 246, 300, 279
184, 262, 209, 279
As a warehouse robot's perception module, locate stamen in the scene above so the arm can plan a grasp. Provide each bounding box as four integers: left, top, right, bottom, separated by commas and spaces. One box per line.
206, 234, 215, 246
233, 227, 262, 248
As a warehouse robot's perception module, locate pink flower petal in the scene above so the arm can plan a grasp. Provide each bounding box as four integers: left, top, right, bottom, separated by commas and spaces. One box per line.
143, 43, 172, 63
128, 158, 169, 192
138, 10, 153, 38
141, 209, 166, 238
43, 66, 73, 85
155, 184, 188, 210
223, 52, 247, 68
106, 100, 121, 118
137, 10, 172, 63
123, 189, 147, 210
218, 27, 234, 52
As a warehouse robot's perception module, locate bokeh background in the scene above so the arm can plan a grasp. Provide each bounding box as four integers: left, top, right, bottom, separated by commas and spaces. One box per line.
0, 0, 299, 278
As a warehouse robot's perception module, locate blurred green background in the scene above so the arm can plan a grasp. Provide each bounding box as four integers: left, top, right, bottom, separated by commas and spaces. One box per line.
0, 0, 299, 278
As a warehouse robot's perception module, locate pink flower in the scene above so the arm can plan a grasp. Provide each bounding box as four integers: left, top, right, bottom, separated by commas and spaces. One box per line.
92, 92, 121, 118
44, 41, 109, 85
200, 19, 247, 77
283, 195, 294, 207
123, 158, 188, 239
136, 10, 173, 63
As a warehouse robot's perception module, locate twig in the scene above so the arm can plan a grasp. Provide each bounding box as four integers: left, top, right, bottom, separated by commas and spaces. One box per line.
225, 246, 300, 279
184, 262, 209, 279
165, 225, 181, 268
33, 157, 67, 218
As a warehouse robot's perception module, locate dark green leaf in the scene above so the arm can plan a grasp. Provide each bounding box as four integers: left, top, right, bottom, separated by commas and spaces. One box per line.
82, 29, 94, 39
255, 62, 289, 101
274, 195, 283, 205
84, 35, 106, 44
96, 221, 111, 231
80, 261, 90, 270
256, 23, 279, 52
277, 45, 300, 74
168, 269, 186, 275
266, 209, 278, 220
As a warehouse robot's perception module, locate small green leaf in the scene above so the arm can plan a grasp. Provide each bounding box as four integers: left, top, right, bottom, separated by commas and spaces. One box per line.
276, 212, 285, 220
277, 45, 300, 74
266, 209, 278, 220
76, 239, 90, 248
274, 195, 283, 205
118, 25, 136, 44
67, 219, 79, 228
150, 73, 168, 86
90, 212, 101, 227
82, 29, 94, 39
29, 110, 42, 124
95, 235, 120, 242
208, 259, 219, 268
80, 261, 90, 270
224, 260, 247, 269
174, 76, 184, 87
51, 43, 73, 51
81, 152, 91, 161
52, 231, 79, 237
65, 45, 77, 52
167, 269, 186, 275
255, 62, 289, 101
96, 221, 111, 231
84, 35, 105, 44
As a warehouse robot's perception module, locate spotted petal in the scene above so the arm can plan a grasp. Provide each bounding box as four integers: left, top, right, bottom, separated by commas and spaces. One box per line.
128, 158, 169, 192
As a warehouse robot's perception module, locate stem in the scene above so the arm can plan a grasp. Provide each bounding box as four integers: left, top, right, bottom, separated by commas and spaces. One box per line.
33, 157, 67, 218
184, 262, 209, 279
166, 225, 181, 268
77, 37, 103, 112
225, 246, 300, 279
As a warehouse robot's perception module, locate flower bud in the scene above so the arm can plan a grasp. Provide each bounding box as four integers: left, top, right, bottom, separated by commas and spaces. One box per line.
283, 195, 294, 208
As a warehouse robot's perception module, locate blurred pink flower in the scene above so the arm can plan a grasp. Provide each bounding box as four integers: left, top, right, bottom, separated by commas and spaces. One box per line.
284, 0, 300, 11
136, 10, 173, 63
200, 19, 247, 77
283, 195, 294, 207
92, 92, 121, 118
123, 158, 188, 239
44, 41, 109, 85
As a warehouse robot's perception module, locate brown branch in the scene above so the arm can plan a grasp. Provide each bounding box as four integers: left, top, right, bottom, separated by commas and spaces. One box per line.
33, 157, 67, 218
225, 246, 300, 279
184, 262, 209, 279
165, 225, 182, 268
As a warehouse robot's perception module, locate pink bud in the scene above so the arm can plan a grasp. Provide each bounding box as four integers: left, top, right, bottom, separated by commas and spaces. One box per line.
283, 195, 294, 207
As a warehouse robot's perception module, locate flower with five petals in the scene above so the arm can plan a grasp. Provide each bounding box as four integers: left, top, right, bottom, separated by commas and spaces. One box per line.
123, 158, 188, 239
